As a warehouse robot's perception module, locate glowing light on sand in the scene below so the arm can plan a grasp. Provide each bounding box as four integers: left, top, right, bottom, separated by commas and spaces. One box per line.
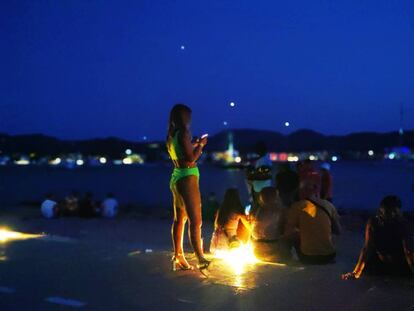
214, 243, 259, 275
0, 229, 43, 243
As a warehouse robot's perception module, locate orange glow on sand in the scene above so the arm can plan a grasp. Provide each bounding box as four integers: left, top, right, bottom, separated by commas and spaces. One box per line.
0, 229, 43, 243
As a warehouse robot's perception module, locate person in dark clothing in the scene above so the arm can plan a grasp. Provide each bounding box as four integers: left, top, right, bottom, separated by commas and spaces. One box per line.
275, 163, 299, 207
320, 163, 333, 202
342, 195, 414, 280
79, 192, 97, 218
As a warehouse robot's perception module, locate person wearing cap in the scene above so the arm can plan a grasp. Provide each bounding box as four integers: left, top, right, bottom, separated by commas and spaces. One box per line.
320, 162, 333, 202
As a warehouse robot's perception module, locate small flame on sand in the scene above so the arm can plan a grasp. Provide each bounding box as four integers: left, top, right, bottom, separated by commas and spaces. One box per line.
214, 242, 259, 275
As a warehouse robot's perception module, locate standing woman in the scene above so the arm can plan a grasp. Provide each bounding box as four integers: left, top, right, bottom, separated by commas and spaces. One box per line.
167, 104, 210, 272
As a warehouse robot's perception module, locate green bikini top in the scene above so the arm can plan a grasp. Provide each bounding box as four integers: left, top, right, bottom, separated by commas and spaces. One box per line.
168, 131, 185, 161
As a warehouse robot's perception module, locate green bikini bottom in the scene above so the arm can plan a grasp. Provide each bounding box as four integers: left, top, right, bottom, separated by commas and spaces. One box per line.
170, 167, 200, 186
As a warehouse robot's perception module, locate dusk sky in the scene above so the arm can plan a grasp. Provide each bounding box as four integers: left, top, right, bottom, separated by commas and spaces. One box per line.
1, 0, 413, 141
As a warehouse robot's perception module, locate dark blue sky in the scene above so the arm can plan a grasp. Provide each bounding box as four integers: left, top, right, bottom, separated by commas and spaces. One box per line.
1, 0, 413, 141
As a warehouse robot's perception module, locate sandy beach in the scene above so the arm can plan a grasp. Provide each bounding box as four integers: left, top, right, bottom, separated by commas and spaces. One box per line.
1, 206, 413, 310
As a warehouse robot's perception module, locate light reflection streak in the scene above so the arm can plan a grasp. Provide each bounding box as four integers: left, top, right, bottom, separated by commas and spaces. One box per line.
0, 229, 44, 243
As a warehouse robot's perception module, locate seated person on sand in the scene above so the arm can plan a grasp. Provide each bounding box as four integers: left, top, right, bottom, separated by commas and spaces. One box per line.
210, 188, 251, 254
63, 190, 80, 216
79, 192, 99, 218
342, 195, 414, 280
251, 187, 289, 262
101, 193, 119, 218
284, 178, 341, 264
41, 193, 60, 219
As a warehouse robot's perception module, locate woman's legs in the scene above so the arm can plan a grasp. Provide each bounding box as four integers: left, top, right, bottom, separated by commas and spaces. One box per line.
177, 175, 206, 262
171, 183, 190, 267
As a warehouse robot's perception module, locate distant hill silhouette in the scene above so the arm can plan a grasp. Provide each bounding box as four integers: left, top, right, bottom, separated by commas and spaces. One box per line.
0, 129, 413, 158
206, 129, 414, 153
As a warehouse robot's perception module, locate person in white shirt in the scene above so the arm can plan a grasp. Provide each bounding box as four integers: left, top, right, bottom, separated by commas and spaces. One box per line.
41, 194, 58, 219
101, 193, 119, 218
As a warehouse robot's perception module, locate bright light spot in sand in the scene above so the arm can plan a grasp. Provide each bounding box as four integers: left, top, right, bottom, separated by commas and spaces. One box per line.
99, 157, 107, 164
368, 150, 374, 156
123, 158, 133, 165
331, 156, 338, 162
0, 229, 43, 243
234, 156, 241, 163
285, 121, 290, 127
76, 159, 84, 166
230, 102, 235, 107
125, 149, 132, 155
214, 243, 259, 275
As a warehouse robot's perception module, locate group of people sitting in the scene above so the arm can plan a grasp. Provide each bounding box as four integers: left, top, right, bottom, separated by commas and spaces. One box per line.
41, 191, 119, 219
208, 160, 414, 279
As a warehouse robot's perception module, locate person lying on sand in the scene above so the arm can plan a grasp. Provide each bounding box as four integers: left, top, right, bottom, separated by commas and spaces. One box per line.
342, 195, 414, 280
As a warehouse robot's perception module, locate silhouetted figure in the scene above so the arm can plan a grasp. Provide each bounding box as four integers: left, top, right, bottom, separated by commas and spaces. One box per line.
41, 193, 59, 219
342, 195, 414, 280
63, 191, 79, 216
320, 162, 333, 202
275, 163, 299, 207
298, 159, 321, 200
101, 193, 119, 218
79, 192, 96, 218
247, 142, 273, 215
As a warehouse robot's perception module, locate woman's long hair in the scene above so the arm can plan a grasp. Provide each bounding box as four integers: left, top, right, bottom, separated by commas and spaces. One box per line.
167, 104, 192, 141
377, 195, 403, 224
216, 188, 244, 227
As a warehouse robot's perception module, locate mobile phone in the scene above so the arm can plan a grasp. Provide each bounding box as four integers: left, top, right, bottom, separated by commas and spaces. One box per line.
201, 134, 209, 139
